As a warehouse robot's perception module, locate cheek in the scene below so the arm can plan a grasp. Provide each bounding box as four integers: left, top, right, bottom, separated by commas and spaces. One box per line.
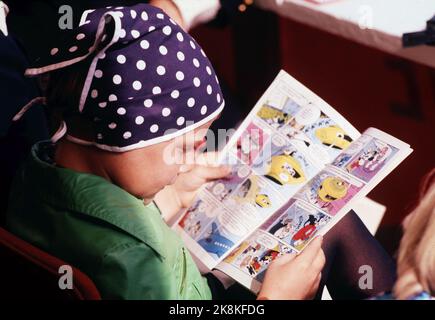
165, 165, 182, 184
151, 163, 180, 186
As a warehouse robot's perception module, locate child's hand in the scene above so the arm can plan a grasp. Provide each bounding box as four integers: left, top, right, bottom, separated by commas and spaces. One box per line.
257, 236, 325, 300
172, 152, 231, 208
155, 152, 231, 222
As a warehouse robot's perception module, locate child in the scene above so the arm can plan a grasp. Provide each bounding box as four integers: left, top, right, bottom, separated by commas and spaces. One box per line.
6, 4, 394, 300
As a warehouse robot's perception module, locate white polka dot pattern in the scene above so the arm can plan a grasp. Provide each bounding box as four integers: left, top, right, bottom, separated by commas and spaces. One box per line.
34, 4, 224, 150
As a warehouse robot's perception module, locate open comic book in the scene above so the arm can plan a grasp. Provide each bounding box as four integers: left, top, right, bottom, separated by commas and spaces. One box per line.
173, 70, 413, 293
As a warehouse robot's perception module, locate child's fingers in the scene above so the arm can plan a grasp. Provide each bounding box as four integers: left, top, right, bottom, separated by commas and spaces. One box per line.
193, 164, 232, 182
195, 151, 220, 167
297, 236, 323, 266
179, 164, 195, 173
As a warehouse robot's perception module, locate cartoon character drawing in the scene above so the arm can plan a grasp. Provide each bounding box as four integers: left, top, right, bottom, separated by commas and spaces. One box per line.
366, 146, 392, 171
255, 246, 293, 282
268, 217, 288, 235
197, 223, 235, 258
255, 194, 271, 208
211, 187, 232, 201
247, 257, 262, 275
294, 215, 304, 230
333, 153, 352, 168
239, 255, 253, 269
186, 221, 201, 237
264, 151, 306, 186
179, 209, 202, 237
268, 217, 294, 240
348, 148, 376, 171
317, 177, 348, 203
304, 214, 318, 226
257, 105, 290, 129
237, 131, 261, 164
291, 215, 319, 248
233, 177, 272, 209
315, 125, 352, 150
241, 243, 261, 256
178, 201, 201, 229
259, 250, 280, 266
348, 146, 392, 173
273, 223, 294, 240
246, 250, 278, 276
316, 214, 329, 228
229, 242, 262, 268
291, 213, 328, 249
291, 225, 316, 247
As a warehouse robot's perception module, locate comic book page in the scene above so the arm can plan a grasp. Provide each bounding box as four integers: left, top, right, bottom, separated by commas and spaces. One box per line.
216, 128, 412, 292
174, 70, 362, 270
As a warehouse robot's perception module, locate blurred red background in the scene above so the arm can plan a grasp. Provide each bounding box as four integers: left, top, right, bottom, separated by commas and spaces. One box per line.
192, 7, 435, 254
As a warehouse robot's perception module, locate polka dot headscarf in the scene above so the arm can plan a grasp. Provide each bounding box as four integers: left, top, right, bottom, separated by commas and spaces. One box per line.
25, 4, 225, 152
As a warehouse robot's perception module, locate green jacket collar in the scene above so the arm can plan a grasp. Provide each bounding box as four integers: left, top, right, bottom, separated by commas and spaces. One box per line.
28, 141, 167, 259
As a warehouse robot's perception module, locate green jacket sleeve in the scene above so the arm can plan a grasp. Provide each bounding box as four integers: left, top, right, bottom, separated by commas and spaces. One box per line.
94, 242, 179, 300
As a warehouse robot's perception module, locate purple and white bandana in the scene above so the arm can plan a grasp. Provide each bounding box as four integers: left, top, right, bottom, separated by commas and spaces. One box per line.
25, 4, 225, 152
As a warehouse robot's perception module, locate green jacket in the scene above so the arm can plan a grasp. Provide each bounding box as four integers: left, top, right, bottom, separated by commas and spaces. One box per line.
6, 141, 212, 300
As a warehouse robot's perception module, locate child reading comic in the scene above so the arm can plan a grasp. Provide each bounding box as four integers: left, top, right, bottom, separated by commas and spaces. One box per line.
6, 4, 398, 299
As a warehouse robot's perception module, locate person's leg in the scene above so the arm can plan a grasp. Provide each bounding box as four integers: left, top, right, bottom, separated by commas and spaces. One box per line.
315, 210, 396, 300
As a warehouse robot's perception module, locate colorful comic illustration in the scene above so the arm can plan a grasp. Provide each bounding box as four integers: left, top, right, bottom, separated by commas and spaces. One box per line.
256, 97, 302, 130
301, 114, 352, 160
235, 121, 270, 165
195, 203, 264, 260
206, 156, 251, 202
332, 138, 398, 182
269, 103, 353, 164
196, 221, 236, 259
178, 195, 220, 240
224, 231, 294, 281
278, 103, 319, 140
295, 170, 364, 216
222, 174, 284, 220
262, 201, 331, 251
251, 134, 318, 198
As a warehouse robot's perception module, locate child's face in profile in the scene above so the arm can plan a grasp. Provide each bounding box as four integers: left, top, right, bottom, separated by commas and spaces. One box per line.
108, 119, 214, 202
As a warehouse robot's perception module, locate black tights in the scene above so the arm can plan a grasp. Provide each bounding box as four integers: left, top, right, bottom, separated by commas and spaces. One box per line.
315, 210, 396, 299
210, 210, 396, 300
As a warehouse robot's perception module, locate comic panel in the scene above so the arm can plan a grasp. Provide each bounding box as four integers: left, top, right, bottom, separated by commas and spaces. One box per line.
178, 193, 221, 240
222, 174, 285, 221
224, 230, 295, 281
196, 219, 238, 260
332, 137, 399, 183
195, 201, 269, 260
205, 154, 251, 202
261, 200, 331, 251
251, 134, 319, 198
300, 112, 353, 161
234, 120, 271, 165
256, 96, 302, 130
274, 103, 354, 164
295, 169, 364, 216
